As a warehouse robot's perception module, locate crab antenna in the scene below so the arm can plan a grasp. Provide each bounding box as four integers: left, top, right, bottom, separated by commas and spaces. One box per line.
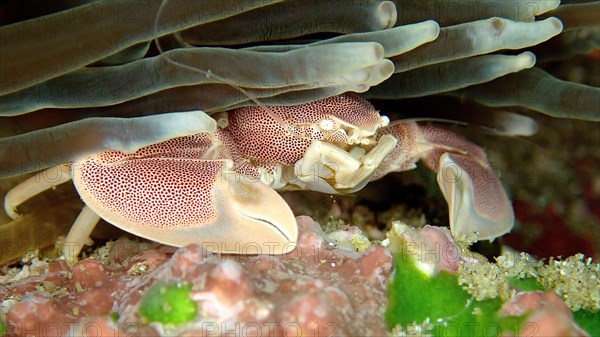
154, 0, 291, 131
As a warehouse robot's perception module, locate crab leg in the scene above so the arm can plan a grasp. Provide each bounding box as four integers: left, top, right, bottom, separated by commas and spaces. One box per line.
4, 163, 72, 219
63, 205, 101, 263
375, 122, 514, 241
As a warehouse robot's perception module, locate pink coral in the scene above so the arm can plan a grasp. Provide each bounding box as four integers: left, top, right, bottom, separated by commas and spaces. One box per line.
501, 291, 590, 337
388, 223, 478, 275
2, 216, 393, 337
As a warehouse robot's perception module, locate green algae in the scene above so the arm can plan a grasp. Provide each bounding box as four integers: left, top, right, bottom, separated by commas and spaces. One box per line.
108, 311, 120, 322
385, 223, 599, 336
574, 309, 600, 336
139, 282, 197, 325
507, 276, 544, 292
386, 250, 527, 336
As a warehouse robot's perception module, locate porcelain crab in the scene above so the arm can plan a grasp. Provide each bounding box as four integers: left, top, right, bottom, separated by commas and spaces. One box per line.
4, 94, 513, 261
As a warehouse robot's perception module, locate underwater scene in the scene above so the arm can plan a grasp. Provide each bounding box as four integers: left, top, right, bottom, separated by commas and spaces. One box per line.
0, 1, 599, 336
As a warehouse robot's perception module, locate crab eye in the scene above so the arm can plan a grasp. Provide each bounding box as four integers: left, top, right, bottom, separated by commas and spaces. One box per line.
380, 115, 390, 127
319, 119, 336, 131
213, 112, 229, 129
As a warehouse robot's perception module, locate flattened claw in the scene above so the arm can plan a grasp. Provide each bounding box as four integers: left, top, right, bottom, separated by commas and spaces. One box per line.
73, 155, 297, 254
436, 153, 514, 240
377, 122, 515, 241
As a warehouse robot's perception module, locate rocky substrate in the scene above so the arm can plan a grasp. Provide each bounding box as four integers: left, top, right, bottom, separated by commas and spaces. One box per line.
1, 216, 594, 337
2, 216, 393, 337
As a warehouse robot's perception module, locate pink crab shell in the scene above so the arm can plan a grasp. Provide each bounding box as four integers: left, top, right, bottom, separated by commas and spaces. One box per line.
227, 93, 384, 164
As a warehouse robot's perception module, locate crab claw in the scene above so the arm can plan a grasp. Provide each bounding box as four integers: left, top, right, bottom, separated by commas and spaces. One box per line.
419, 124, 514, 241
72, 149, 297, 254
374, 122, 514, 241
436, 152, 514, 241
